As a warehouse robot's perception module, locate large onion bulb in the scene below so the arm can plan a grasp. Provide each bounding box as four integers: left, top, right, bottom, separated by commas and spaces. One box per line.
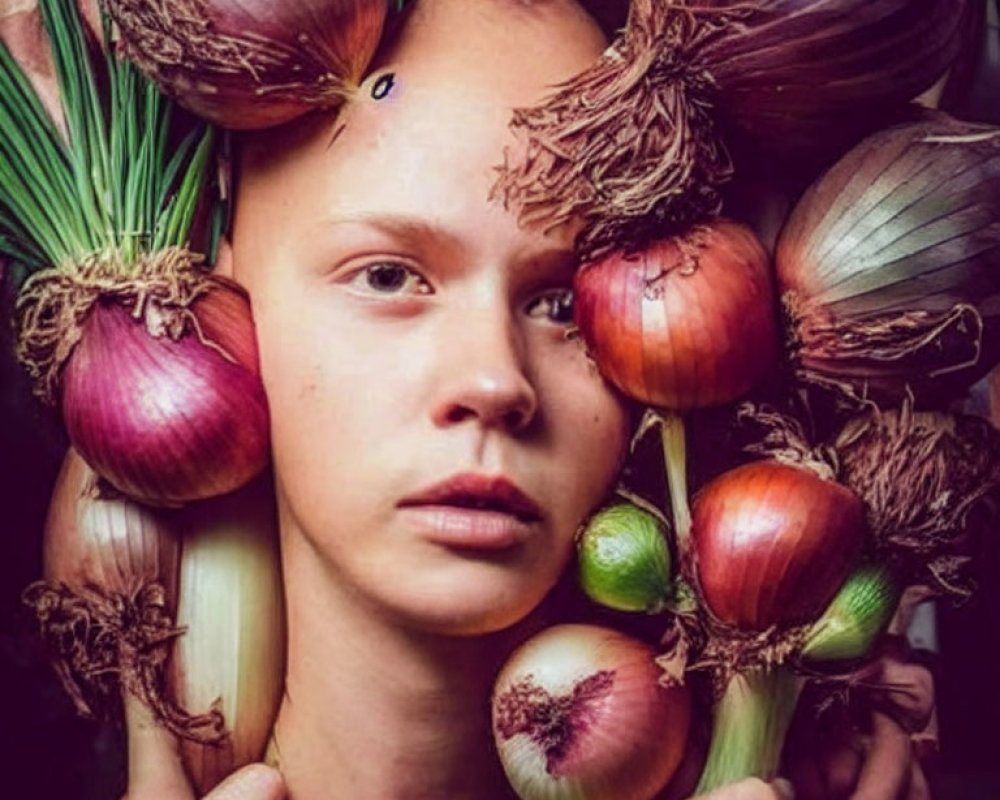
492, 623, 691, 800
106, 0, 390, 129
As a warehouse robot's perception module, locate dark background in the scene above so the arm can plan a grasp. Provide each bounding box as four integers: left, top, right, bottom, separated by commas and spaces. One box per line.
2, 3, 1000, 799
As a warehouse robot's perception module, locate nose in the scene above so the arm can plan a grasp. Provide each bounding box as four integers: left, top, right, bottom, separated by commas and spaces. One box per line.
430, 305, 539, 433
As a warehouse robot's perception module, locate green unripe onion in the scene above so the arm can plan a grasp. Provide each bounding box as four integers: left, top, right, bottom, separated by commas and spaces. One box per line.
801, 564, 898, 662
577, 503, 674, 613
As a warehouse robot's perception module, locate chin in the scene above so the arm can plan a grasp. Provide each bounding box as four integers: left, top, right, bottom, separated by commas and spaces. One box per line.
391, 568, 554, 637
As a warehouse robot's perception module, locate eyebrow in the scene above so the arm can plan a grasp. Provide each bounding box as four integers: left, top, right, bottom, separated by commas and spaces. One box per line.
322, 213, 458, 249
322, 213, 579, 277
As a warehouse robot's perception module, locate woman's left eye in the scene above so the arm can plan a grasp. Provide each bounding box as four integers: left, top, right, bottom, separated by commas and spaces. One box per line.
526, 288, 574, 324
345, 261, 431, 295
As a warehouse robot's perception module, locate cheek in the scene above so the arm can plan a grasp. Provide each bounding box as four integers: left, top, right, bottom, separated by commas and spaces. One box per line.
542, 358, 629, 518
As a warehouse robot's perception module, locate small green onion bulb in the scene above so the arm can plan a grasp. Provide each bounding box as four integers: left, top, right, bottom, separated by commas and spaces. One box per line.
801, 564, 899, 663
577, 503, 674, 614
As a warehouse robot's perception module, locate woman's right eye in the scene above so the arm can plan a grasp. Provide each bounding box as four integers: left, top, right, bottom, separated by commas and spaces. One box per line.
343, 261, 432, 296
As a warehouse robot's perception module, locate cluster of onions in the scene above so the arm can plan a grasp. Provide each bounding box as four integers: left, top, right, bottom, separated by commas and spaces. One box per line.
566, 448, 901, 793
574, 219, 780, 553
22, 451, 285, 793
775, 114, 1000, 407
0, 0, 269, 506
687, 456, 868, 791
7, 3, 284, 793
492, 0, 966, 259
104, 0, 391, 129
492, 623, 692, 800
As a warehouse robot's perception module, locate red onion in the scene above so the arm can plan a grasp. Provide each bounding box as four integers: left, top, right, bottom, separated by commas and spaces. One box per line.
688, 458, 866, 792
492, 623, 691, 800
696, 0, 967, 151
691, 460, 865, 631
105, 0, 389, 129
775, 114, 1000, 405
56, 271, 270, 506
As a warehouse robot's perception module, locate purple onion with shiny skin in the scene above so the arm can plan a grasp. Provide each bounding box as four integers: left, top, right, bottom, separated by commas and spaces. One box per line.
60, 277, 270, 506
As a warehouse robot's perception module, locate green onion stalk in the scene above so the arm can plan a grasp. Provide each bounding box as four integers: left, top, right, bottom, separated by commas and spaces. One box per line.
0, 0, 269, 506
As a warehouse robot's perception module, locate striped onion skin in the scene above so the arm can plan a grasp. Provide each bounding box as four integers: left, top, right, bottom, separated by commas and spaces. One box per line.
690, 460, 864, 631
775, 115, 1000, 404
573, 220, 779, 412
696, 0, 967, 151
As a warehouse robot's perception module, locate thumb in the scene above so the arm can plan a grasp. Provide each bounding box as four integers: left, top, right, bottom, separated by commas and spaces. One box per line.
203, 764, 286, 800
122, 692, 196, 800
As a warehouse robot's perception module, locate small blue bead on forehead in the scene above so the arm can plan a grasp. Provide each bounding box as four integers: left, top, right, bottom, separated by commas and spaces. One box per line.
371, 72, 396, 100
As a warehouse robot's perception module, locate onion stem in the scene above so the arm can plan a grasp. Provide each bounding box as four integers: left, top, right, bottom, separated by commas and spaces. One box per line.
0, 0, 217, 275
694, 667, 805, 794
659, 410, 691, 557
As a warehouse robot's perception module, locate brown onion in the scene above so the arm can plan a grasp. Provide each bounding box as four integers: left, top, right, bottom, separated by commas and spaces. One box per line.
492, 623, 691, 800
105, 0, 389, 129
775, 114, 1000, 405
574, 219, 779, 412
691, 460, 865, 632
22, 448, 225, 742
58, 272, 270, 506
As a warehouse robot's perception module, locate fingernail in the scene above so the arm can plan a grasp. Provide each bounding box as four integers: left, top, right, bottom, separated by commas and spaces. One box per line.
772, 777, 795, 800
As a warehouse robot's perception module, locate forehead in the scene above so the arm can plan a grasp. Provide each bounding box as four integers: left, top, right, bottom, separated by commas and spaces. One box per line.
235, 0, 606, 204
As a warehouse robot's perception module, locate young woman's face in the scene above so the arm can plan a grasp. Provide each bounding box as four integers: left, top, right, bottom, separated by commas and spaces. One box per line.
229, 1, 627, 635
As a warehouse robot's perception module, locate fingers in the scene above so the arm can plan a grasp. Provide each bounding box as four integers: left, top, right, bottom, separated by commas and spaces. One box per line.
121, 692, 196, 800
122, 691, 286, 800
203, 764, 286, 800
693, 777, 796, 800
850, 710, 912, 800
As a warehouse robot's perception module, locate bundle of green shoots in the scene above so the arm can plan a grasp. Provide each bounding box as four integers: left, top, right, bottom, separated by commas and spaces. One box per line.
0, 0, 269, 509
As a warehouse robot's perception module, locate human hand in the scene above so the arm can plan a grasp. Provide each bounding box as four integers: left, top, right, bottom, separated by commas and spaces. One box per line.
121, 694, 286, 800
782, 639, 937, 800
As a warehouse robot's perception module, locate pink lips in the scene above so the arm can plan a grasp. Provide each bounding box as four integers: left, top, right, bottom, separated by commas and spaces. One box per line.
398, 474, 542, 549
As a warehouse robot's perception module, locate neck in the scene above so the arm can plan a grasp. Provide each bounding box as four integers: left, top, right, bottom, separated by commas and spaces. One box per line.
273, 529, 532, 800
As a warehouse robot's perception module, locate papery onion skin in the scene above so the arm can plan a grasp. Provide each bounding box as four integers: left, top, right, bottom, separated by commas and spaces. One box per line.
775, 115, 1000, 404
695, 0, 966, 152
169, 476, 286, 795
41, 447, 180, 600
691, 460, 865, 631
574, 220, 779, 411
106, 0, 390, 129
60, 275, 270, 506
22, 448, 225, 744
493, 623, 691, 800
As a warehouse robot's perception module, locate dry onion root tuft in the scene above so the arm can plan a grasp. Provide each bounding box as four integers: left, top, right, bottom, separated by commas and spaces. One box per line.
833, 400, 1000, 599
105, 0, 390, 129
491, 0, 735, 260
21, 449, 226, 744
